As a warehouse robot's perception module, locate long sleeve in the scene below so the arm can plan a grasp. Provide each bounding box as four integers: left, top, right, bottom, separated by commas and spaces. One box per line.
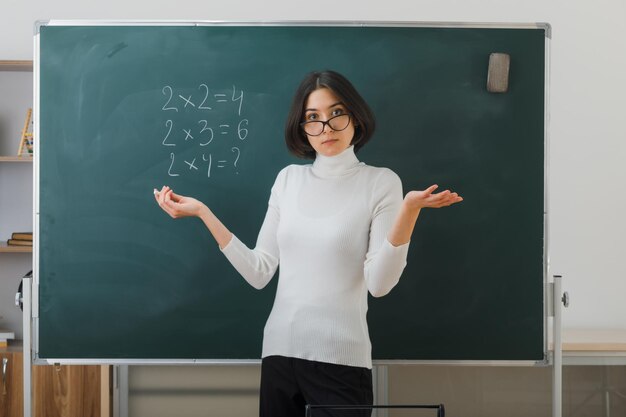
219, 169, 284, 289
232, 146, 411, 369
364, 169, 410, 297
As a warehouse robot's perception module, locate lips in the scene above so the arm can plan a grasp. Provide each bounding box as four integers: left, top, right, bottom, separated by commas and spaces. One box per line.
322, 139, 338, 144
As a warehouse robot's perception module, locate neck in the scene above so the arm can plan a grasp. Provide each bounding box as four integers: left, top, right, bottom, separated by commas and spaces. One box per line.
312, 146, 361, 178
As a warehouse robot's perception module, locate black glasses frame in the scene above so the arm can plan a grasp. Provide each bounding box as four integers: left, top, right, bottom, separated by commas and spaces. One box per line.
300, 114, 352, 136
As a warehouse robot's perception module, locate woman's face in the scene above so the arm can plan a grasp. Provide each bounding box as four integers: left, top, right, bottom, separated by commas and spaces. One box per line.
303, 88, 356, 158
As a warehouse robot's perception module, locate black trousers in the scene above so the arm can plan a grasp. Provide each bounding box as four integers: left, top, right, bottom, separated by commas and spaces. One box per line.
260, 355, 373, 417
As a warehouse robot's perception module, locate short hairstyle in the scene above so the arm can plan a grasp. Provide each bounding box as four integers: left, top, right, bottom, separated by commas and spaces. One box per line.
285, 70, 376, 159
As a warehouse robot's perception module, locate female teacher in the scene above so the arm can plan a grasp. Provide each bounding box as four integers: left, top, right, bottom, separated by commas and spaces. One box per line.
154, 70, 462, 417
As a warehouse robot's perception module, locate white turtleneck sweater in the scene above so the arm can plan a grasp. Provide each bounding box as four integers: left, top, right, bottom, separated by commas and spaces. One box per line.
221, 145, 409, 369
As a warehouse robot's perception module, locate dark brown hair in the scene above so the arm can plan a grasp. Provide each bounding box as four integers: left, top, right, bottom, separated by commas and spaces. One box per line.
285, 70, 376, 159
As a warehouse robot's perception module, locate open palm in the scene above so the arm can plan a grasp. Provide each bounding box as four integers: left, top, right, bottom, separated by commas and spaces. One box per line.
404, 184, 463, 210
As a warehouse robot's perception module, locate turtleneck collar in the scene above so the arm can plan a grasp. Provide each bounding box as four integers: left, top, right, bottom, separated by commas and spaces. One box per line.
311, 145, 361, 178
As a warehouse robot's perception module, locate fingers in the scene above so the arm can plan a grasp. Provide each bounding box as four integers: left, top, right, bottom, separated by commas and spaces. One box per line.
153, 186, 167, 206
160, 186, 170, 207
439, 192, 459, 207
154, 185, 169, 200
424, 184, 438, 196
429, 189, 450, 205
154, 186, 181, 218
426, 189, 464, 208
162, 188, 180, 217
406, 182, 464, 209
155, 186, 183, 202
436, 192, 463, 208
168, 189, 183, 202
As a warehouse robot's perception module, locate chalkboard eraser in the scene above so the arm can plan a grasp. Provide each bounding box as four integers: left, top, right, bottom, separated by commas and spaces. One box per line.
487, 53, 510, 93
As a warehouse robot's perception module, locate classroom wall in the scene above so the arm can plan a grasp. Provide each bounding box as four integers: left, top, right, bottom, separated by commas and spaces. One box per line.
1, 0, 625, 333
1, 2, 624, 417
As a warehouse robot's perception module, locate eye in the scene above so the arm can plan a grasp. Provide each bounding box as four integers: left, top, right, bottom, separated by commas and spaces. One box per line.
305, 113, 318, 121
331, 108, 345, 116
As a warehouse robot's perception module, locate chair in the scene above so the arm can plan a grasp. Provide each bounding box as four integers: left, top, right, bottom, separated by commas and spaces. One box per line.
305, 403, 445, 417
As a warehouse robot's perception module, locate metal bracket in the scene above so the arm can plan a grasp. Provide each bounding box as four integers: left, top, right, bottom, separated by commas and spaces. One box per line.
562, 292, 569, 308
547, 282, 555, 317
15, 290, 22, 311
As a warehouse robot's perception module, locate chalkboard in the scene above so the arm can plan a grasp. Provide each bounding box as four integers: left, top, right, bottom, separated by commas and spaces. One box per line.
36, 23, 546, 362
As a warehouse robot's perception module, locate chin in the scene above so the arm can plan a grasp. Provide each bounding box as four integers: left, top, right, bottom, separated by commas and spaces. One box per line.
318, 144, 350, 157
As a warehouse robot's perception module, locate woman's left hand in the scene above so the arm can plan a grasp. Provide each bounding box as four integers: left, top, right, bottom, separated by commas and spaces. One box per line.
404, 184, 463, 210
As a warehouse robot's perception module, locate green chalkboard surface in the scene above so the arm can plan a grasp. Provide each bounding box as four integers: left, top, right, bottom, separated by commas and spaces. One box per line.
37, 24, 546, 361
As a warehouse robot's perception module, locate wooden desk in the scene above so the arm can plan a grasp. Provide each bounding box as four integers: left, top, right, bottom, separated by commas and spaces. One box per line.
1, 342, 111, 417
558, 330, 626, 417
562, 330, 626, 366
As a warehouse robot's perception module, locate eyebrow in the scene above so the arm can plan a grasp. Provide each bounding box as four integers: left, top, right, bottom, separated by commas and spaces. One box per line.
304, 101, 344, 113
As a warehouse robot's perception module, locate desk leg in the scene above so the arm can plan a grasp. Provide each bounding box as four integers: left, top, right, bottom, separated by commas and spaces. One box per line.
553, 275, 564, 417
373, 365, 388, 417
602, 367, 610, 417
113, 365, 129, 417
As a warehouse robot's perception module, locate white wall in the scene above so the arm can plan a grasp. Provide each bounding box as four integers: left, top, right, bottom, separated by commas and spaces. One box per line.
1, 0, 625, 332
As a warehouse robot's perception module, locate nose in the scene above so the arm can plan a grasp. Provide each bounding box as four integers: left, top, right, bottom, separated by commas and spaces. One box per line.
323, 120, 334, 133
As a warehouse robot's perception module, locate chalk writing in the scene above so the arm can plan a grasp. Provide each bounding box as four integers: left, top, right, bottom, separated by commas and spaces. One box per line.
184, 158, 198, 171
162, 120, 175, 146
232, 85, 244, 116
237, 119, 249, 141
162, 86, 178, 112
198, 84, 212, 110
159, 84, 251, 179
198, 120, 213, 146
202, 153, 212, 178
183, 128, 194, 141
179, 95, 196, 108
232, 147, 241, 174
168, 153, 180, 177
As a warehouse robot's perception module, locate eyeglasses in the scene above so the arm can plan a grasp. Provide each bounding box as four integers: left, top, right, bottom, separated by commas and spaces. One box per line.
300, 114, 352, 136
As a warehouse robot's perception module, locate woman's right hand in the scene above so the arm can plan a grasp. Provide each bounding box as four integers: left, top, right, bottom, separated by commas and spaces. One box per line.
153, 186, 206, 219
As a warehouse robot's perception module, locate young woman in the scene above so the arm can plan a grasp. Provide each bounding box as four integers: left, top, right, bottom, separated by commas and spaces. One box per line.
154, 70, 462, 416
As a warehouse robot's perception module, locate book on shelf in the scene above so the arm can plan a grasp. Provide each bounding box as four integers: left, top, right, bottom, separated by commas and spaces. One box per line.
0, 329, 15, 347
18, 108, 34, 157
7, 239, 33, 246
11, 232, 32, 241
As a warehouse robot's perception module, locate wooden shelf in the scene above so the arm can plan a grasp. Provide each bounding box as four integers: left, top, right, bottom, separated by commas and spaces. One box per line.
0, 241, 32, 253
0, 60, 33, 72
0, 156, 33, 162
